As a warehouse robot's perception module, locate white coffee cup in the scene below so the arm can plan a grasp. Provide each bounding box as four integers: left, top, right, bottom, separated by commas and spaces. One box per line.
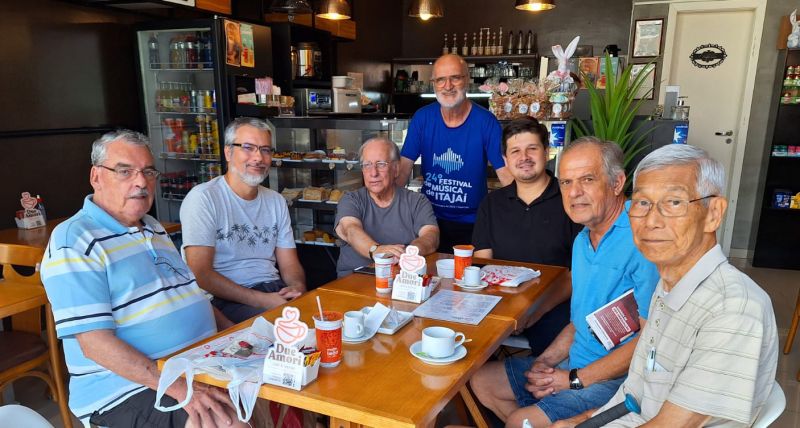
436, 259, 455, 279
343, 311, 365, 338
463, 266, 485, 286
421, 326, 466, 358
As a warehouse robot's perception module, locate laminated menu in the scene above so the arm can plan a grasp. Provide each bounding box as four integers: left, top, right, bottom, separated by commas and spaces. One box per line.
585, 290, 640, 350
413, 290, 501, 325
480, 265, 541, 287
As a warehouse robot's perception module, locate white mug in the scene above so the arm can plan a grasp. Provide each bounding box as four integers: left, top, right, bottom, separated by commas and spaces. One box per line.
463, 266, 485, 286
421, 326, 466, 358
343, 311, 365, 338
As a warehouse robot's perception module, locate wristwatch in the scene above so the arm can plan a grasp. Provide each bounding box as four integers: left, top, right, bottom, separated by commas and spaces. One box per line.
368, 244, 379, 259
569, 369, 584, 390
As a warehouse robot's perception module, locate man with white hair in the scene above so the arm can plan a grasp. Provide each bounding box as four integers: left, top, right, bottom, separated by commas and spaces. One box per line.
41, 130, 246, 427
335, 137, 439, 276
552, 144, 778, 427
181, 117, 306, 323
396, 54, 513, 252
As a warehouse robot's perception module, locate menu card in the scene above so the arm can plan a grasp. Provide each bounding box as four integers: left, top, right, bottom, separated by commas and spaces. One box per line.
585, 290, 640, 350
412, 290, 501, 325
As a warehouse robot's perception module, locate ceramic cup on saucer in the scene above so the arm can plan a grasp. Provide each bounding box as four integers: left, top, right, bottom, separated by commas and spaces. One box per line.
343, 310, 365, 338
463, 266, 485, 286
421, 326, 466, 358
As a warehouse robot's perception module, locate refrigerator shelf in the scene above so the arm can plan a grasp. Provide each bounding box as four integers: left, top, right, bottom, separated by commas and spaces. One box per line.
148, 66, 213, 72
159, 153, 221, 162
154, 110, 217, 116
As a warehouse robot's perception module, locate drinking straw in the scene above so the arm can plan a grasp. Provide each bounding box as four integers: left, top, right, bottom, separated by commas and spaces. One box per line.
316, 295, 325, 321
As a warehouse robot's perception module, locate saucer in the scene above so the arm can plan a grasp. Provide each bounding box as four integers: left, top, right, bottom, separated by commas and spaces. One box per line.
343, 330, 374, 344
409, 341, 467, 365
454, 280, 489, 290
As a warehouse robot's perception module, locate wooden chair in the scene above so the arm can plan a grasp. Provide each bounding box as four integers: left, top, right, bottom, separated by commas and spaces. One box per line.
0, 244, 72, 428
784, 288, 800, 381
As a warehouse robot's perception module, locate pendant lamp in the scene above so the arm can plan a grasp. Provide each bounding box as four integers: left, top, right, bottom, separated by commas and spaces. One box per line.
270, 0, 313, 14
515, 0, 556, 11
408, 0, 444, 21
317, 0, 351, 20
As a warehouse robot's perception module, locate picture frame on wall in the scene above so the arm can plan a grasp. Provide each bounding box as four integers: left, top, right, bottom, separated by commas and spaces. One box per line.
631, 63, 656, 100
633, 19, 664, 58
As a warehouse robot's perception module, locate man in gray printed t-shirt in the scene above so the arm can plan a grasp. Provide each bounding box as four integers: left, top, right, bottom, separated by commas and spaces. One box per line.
335, 137, 440, 276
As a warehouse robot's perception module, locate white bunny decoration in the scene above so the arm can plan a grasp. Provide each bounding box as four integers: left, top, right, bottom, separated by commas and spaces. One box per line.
547, 36, 581, 84
789, 10, 800, 48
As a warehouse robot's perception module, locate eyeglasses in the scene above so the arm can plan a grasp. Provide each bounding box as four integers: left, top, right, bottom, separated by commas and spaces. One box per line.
360, 161, 391, 171
97, 165, 161, 180
432, 74, 466, 87
153, 256, 191, 281
628, 195, 718, 218
231, 143, 275, 156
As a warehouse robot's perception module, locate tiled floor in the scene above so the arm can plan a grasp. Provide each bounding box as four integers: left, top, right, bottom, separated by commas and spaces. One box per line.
9, 258, 800, 427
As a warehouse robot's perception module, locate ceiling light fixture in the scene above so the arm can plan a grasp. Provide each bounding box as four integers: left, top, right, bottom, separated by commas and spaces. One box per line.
515, 0, 556, 12
408, 0, 444, 21
317, 0, 351, 20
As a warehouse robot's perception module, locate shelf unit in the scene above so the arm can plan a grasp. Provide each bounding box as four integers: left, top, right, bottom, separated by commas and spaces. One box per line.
753, 49, 800, 270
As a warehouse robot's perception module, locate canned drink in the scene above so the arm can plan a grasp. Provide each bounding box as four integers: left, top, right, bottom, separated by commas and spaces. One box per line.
203, 90, 212, 110
196, 92, 205, 112
190, 90, 198, 111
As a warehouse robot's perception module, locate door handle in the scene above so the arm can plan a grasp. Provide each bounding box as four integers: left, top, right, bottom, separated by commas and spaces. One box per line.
714, 130, 733, 136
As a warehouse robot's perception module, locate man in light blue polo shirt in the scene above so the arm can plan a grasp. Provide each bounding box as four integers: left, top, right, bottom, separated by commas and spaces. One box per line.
41, 130, 248, 428
470, 137, 658, 427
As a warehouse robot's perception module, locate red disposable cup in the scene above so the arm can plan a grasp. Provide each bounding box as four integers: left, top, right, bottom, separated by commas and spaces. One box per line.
313, 311, 343, 368
453, 245, 474, 280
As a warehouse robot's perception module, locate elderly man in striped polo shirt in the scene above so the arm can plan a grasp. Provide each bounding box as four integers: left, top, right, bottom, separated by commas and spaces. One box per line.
553, 144, 779, 427
41, 130, 248, 428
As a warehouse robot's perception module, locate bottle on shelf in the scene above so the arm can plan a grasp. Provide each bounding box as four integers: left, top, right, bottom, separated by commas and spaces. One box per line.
461, 32, 469, 56
507, 31, 514, 55
489, 32, 496, 55
451, 33, 458, 54
442, 34, 449, 55
471, 32, 478, 56
517, 31, 524, 55
525, 30, 533, 54
185, 34, 198, 68
199, 32, 213, 68
498, 27, 504, 55
148, 33, 160, 69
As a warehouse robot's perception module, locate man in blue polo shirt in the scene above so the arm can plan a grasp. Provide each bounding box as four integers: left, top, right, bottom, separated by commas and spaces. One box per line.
470, 137, 659, 427
396, 54, 513, 252
41, 130, 247, 428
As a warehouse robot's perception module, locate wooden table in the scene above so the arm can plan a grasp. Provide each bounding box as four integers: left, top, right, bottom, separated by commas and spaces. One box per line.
322, 253, 570, 329
159, 289, 515, 428
0, 217, 182, 250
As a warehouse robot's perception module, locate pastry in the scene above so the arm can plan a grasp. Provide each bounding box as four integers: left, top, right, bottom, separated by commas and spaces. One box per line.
290, 151, 303, 160
303, 187, 329, 201
329, 189, 343, 202
322, 233, 335, 243
314, 229, 324, 239
303, 231, 316, 241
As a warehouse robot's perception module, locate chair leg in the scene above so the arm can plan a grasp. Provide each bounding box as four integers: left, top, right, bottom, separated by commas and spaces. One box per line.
784, 290, 800, 355
46, 304, 73, 428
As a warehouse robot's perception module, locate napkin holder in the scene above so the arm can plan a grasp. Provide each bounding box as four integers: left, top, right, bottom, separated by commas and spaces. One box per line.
263, 307, 320, 390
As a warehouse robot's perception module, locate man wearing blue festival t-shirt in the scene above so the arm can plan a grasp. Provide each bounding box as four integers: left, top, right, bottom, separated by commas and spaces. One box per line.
397, 54, 513, 252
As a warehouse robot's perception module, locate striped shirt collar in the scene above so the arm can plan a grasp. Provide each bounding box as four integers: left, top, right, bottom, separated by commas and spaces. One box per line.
662, 244, 727, 311
83, 195, 158, 235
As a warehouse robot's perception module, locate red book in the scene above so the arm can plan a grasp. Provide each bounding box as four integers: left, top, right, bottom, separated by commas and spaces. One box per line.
585, 289, 640, 350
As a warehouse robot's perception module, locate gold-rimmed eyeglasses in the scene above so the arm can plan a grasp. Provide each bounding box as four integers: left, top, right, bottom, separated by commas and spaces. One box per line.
628, 195, 718, 218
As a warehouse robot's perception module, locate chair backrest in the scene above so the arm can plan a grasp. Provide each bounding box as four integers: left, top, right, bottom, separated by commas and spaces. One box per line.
0, 243, 45, 283
752, 381, 786, 428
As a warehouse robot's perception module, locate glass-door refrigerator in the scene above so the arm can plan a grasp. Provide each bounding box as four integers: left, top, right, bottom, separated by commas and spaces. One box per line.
135, 18, 273, 223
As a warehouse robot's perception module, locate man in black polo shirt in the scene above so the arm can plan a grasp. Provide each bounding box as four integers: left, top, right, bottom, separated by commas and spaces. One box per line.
472, 117, 581, 356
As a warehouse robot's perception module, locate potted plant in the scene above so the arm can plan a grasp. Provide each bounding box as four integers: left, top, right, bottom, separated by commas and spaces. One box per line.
570, 55, 657, 185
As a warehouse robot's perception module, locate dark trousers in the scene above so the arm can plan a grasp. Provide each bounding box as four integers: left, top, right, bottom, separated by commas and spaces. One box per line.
211, 280, 286, 323
436, 218, 475, 254
521, 301, 572, 357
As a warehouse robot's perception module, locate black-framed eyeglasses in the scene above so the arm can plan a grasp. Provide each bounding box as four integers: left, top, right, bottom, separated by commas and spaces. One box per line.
153, 256, 191, 281
231, 143, 274, 156
360, 161, 391, 171
432, 74, 466, 87
628, 195, 718, 218
97, 165, 161, 180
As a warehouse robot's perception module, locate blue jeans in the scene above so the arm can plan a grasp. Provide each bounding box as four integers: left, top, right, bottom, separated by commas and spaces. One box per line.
504, 357, 625, 422
211, 279, 286, 323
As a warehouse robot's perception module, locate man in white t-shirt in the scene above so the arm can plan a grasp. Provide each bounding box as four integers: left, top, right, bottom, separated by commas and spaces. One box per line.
181, 117, 306, 322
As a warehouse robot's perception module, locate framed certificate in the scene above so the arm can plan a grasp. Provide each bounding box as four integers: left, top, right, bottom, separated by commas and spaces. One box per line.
633, 19, 664, 58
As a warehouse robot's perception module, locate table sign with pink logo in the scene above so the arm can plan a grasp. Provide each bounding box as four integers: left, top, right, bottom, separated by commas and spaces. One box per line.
391, 246, 439, 303
262, 306, 321, 390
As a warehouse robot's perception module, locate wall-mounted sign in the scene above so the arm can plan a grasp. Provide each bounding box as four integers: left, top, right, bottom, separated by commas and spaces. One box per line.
690, 44, 727, 69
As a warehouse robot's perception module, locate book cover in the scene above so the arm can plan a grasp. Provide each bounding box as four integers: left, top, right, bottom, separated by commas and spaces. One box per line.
585, 289, 640, 350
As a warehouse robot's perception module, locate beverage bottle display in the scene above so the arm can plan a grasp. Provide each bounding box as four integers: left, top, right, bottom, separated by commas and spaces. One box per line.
526, 30, 533, 54
442, 34, 448, 55
498, 27, 504, 54
451, 33, 458, 54
199, 32, 213, 68
507, 31, 514, 54
185, 35, 198, 68
471, 33, 478, 56
148, 33, 160, 69
461, 33, 468, 56
517, 31, 524, 54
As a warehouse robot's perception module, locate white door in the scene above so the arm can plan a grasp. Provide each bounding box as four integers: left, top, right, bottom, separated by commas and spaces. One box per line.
659, 0, 765, 253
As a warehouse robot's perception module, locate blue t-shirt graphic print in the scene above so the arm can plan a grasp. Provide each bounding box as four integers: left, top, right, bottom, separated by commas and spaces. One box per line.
401, 101, 504, 223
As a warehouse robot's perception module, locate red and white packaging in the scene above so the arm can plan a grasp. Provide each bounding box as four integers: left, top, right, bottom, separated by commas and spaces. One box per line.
479, 265, 541, 287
